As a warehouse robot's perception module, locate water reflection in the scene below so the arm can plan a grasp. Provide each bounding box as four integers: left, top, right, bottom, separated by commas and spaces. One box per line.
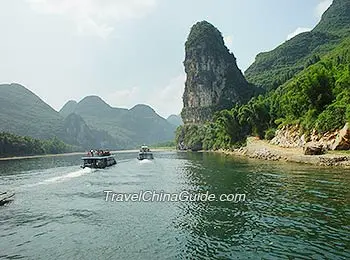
0, 151, 349, 259
174, 152, 350, 259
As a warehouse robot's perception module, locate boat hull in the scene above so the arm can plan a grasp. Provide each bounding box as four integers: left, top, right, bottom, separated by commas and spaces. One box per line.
137, 152, 154, 160
81, 155, 117, 169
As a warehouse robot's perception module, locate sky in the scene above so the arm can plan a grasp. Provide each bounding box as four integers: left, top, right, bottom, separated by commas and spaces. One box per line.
0, 0, 333, 118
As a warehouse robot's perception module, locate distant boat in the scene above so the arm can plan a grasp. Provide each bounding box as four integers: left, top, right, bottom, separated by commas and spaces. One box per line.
137, 145, 154, 160
81, 150, 116, 169
0, 191, 14, 206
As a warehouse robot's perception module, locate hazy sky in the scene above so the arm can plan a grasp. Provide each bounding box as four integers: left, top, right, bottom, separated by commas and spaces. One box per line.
0, 0, 332, 118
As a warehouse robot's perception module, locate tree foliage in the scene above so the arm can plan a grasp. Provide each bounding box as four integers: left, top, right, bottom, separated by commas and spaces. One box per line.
0, 132, 77, 157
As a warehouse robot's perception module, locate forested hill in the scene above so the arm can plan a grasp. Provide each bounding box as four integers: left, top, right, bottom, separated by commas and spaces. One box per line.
177, 0, 350, 151
0, 132, 77, 158
187, 39, 350, 150
0, 83, 67, 140
245, 0, 350, 91
0, 83, 176, 153
60, 97, 176, 148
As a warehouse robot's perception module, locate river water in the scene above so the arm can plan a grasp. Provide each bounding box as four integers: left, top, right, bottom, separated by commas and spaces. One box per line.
0, 151, 349, 259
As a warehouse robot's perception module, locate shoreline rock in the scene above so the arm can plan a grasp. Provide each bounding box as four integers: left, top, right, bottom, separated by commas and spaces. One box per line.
271, 123, 350, 152
211, 137, 350, 167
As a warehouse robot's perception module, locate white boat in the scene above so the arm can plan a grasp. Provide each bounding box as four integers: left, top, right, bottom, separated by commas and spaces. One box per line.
137, 145, 154, 160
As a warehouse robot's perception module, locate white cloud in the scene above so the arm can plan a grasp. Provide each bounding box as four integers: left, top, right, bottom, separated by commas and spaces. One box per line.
286, 27, 311, 40
108, 86, 141, 108
149, 73, 185, 117
106, 73, 185, 118
25, 0, 156, 38
285, 0, 332, 41
315, 0, 333, 19
224, 35, 233, 50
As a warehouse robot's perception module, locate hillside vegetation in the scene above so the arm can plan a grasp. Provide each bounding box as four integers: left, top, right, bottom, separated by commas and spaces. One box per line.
0, 84, 66, 140
245, 0, 349, 91
0, 83, 176, 153
0, 132, 77, 157
61, 97, 176, 148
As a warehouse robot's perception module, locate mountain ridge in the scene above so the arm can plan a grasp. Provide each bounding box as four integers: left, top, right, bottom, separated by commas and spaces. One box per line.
245, 0, 350, 90
177, 0, 350, 151
59, 95, 176, 148
0, 83, 175, 150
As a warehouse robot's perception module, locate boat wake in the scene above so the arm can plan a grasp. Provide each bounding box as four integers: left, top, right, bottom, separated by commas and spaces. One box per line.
139, 159, 153, 164
26, 167, 92, 187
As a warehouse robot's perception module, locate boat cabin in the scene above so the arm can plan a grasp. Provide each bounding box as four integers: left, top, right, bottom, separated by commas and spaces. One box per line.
138, 145, 154, 160
81, 150, 116, 168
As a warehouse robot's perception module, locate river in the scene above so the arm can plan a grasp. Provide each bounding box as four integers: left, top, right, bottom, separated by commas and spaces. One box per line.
0, 151, 349, 259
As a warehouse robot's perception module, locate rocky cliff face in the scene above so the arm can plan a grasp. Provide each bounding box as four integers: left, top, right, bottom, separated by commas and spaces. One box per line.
270, 123, 350, 151
181, 21, 257, 124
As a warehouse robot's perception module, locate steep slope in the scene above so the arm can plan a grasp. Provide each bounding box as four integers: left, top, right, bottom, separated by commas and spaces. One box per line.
0, 83, 67, 140
177, 2, 350, 151
245, 0, 349, 90
245, 32, 340, 90
177, 38, 350, 151
60, 100, 78, 117
167, 114, 183, 126
181, 21, 259, 124
0, 84, 121, 150
314, 0, 350, 35
63, 113, 117, 149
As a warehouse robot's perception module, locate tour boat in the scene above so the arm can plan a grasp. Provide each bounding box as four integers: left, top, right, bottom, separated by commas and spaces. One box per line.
137, 145, 154, 160
81, 150, 116, 169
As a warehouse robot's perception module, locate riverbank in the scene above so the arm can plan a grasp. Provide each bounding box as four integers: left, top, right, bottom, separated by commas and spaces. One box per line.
215, 137, 350, 167
0, 152, 86, 161
0, 148, 176, 161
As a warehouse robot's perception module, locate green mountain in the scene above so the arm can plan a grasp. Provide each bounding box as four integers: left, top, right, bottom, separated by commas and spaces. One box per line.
245, 0, 350, 91
0, 84, 175, 151
60, 100, 78, 117
167, 114, 183, 126
0, 84, 117, 150
177, 0, 350, 151
60, 97, 176, 148
314, 0, 350, 34
63, 113, 117, 149
0, 83, 67, 140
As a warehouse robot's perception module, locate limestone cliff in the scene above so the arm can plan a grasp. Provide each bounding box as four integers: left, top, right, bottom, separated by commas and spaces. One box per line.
181, 21, 258, 124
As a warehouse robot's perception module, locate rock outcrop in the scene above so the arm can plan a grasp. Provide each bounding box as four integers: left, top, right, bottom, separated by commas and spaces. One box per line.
181, 21, 258, 124
271, 123, 350, 151
270, 125, 307, 148
304, 144, 325, 155
332, 123, 350, 150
